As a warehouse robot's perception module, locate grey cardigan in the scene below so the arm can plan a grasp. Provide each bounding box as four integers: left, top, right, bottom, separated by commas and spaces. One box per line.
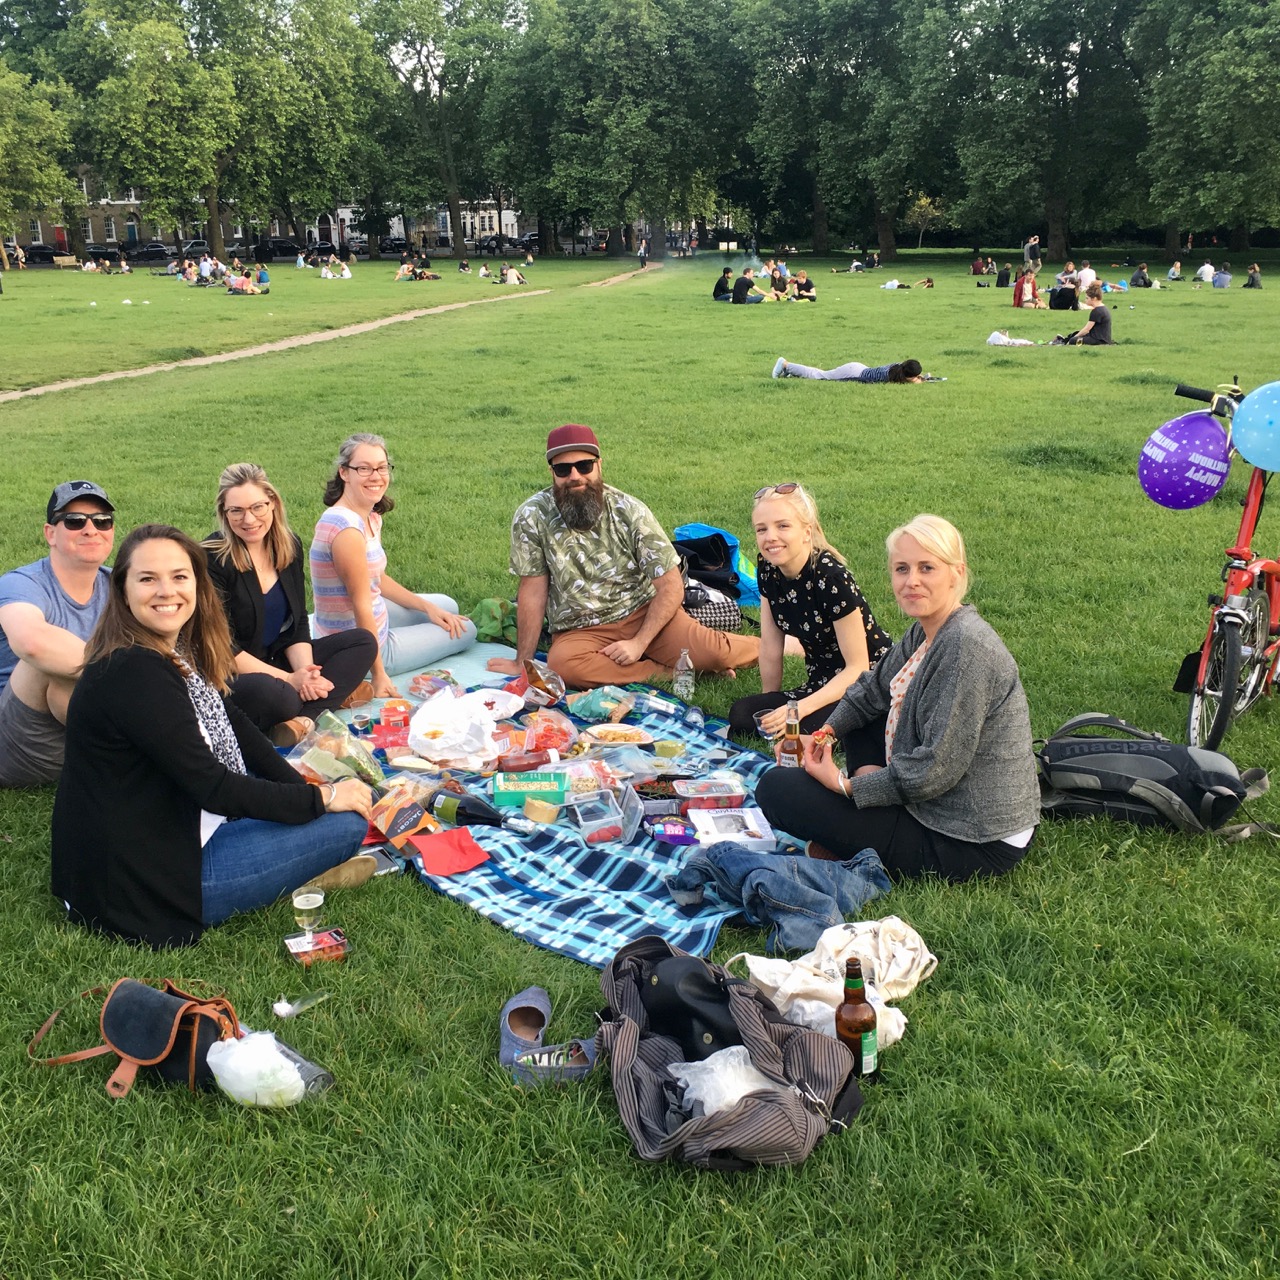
826, 605, 1040, 843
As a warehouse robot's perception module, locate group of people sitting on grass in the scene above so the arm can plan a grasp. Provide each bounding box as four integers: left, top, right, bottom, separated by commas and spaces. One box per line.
713, 265, 816, 302
3, 425, 1040, 950
82, 256, 132, 275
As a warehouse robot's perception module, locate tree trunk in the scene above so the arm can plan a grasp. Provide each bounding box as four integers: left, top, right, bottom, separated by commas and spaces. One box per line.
0, 243, 9, 271
538, 214, 555, 257
1229, 223, 1250, 252
446, 191, 464, 257
812, 181, 829, 254
607, 225, 624, 257
1163, 220, 1180, 262
649, 216, 666, 261
205, 184, 225, 259
874, 198, 897, 261
1044, 193, 1069, 260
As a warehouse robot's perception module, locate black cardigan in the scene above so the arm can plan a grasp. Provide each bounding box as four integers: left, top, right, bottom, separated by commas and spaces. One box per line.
206, 534, 310, 664
51, 646, 324, 947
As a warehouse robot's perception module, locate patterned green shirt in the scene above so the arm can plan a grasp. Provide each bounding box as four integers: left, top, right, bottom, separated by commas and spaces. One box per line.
509, 485, 680, 633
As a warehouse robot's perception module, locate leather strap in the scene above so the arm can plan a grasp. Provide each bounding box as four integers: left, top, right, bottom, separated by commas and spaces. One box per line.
27, 987, 113, 1066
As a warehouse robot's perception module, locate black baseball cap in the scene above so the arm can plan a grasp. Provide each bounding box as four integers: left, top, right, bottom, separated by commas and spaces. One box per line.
47, 481, 114, 522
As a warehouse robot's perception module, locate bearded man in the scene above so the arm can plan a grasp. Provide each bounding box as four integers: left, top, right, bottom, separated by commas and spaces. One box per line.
486, 424, 759, 689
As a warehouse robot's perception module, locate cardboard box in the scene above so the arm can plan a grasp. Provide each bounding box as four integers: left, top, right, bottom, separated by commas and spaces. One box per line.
689, 806, 777, 853
492, 771, 569, 808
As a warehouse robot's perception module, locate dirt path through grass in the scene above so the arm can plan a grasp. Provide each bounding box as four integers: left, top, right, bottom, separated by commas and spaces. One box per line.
0, 289, 551, 404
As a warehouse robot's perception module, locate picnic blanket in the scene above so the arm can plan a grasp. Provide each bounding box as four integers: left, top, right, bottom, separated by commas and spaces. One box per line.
409, 692, 776, 968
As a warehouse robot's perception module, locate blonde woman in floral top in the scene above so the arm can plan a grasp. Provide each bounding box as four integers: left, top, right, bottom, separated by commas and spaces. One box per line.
730, 483, 890, 739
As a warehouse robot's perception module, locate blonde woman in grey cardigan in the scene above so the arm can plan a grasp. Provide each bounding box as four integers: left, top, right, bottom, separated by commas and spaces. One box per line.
754, 515, 1039, 880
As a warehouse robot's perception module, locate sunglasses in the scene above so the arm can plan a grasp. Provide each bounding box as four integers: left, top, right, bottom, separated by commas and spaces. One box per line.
551, 458, 598, 478
754, 483, 800, 500
55, 512, 115, 532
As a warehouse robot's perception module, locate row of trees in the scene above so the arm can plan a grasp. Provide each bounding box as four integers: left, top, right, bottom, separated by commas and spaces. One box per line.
2, 0, 1278, 266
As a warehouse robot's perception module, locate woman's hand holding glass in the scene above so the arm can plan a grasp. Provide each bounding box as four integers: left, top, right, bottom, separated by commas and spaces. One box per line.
326, 777, 373, 819
755, 705, 788, 739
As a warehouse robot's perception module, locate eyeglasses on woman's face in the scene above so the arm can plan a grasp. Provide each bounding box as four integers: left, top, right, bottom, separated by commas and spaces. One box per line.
344, 462, 393, 478
225, 501, 272, 522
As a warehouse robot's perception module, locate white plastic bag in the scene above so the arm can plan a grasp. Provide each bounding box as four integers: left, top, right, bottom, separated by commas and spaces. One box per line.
668, 1045, 793, 1117
726, 916, 937, 1049
407, 688, 524, 768
207, 1032, 306, 1108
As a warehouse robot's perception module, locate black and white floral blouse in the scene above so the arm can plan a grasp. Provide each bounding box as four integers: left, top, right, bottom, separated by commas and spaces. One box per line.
758, 550, 891, 695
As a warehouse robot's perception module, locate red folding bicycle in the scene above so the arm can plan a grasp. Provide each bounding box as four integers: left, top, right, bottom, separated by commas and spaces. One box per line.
1173, 379, 1280, 750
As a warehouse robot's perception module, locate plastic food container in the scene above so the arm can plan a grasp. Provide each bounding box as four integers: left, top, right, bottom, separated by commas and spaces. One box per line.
671, 776, 748, 810
493, 771, 569, 809
566, 785, 642, 845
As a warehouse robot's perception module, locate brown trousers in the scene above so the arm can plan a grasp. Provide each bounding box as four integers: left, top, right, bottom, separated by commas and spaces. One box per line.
547, 604, 759, 689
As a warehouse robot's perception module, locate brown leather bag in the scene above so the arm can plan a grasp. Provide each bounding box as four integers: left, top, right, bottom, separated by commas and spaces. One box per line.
29, 978, 239, 1098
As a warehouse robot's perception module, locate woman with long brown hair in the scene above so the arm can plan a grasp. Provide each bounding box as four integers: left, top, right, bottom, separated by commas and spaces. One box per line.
206, 462, 376, 745
51, 525, 374, 948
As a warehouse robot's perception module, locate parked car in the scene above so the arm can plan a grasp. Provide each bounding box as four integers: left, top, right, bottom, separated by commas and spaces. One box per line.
516, 233, 540, 253
20, 243, 60, 263
181, 239, 210, 257
379, 236, 407, 253
477, 235, 509, 253
127, 241, 174, 262
310, 240, 338, 258
267, 238, 302, 259
345, 237, 368, 255
83, 243, 112, 260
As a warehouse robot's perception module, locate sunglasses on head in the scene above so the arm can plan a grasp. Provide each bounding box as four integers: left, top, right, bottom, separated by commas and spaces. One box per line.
551, 458, 598, 478
55, 512, 114, 531
754, 483, 800, 500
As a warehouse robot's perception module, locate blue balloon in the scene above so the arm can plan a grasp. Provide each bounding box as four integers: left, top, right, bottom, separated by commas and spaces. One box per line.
1232, 381, 1280, 471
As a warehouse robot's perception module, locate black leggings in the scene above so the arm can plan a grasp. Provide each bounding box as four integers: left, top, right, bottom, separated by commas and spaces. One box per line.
753, 718, 1028, 881
227, 629, 378, 731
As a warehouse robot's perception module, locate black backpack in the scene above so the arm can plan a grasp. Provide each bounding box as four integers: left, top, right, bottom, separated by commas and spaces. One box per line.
1036, 713, 1269, 838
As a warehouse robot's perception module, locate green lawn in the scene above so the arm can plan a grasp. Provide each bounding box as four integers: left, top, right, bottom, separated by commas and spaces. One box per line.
1, 256, 1277, 1278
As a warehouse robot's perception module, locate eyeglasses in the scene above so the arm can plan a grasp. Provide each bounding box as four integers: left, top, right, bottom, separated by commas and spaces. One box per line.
55, 512, 114, 532
225, 501, 272, 522
754, 483, 800, 500
551, 458, 598, 478
343, 463, 394, 478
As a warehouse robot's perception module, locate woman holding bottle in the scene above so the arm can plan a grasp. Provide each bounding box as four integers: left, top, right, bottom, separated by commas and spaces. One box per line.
729, 483, 891, 739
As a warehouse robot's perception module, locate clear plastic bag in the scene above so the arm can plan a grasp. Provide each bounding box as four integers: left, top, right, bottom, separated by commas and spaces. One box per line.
207, 1032, 306, 1107
667, 1045, 793, 1117
565, 685, 636, 723
288, 710, 385, 786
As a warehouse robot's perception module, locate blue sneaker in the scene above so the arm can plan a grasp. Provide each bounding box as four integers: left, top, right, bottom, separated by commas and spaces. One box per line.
499, 986, 551, 1068
772, 357, 787, 379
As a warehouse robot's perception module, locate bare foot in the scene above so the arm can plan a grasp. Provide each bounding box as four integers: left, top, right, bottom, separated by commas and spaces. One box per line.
724, 668, 738, 679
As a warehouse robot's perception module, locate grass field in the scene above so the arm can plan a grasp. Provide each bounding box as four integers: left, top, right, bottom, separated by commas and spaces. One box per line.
1, 254, 1277, 1279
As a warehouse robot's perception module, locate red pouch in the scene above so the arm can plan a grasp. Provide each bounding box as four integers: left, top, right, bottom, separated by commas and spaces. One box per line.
409, 827, 491, 876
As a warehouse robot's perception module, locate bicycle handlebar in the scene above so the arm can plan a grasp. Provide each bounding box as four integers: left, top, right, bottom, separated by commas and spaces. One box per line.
1175, 383, 1215, 404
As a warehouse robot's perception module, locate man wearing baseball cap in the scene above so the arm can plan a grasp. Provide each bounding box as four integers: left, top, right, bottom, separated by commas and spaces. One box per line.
0, 481, 115, 786
486, 426, 758, 688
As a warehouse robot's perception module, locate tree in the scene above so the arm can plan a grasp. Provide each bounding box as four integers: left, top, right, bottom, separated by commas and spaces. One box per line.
901, 192, 950, 247
0, 63, 80, 268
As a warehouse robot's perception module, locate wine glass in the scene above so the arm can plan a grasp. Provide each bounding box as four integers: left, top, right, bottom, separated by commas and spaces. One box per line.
292, 887, 324, 943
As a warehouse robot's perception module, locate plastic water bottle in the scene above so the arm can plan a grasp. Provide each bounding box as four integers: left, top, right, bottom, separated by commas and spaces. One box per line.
673, 649, 695, 702
683, 705, 705, 731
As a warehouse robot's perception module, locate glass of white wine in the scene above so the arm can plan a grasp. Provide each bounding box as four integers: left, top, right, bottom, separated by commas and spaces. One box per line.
292, 887, 324, 943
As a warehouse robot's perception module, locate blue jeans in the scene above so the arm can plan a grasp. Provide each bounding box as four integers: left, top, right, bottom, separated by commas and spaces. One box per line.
382, 595, 478, 676
666, 842, 891, 953
200, 811, 368, 925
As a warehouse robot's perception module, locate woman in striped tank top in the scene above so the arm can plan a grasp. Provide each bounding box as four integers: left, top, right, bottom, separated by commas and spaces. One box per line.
309, 434, 476, 698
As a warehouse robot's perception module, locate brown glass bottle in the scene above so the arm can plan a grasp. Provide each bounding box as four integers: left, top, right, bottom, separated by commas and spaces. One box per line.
778, 697, 803, 768
834, 958, 878, 1076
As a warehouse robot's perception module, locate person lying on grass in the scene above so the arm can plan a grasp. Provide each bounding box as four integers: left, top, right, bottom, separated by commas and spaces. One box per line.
729, 483, 890, 739
51, 524, 375, 949
485, 423, 759, 689
310, 433, 475, 699
771, 356, 927, 383
754, 513, 1039, 882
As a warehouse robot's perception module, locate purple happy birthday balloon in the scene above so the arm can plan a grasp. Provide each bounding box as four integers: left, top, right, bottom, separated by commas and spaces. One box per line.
1138, 412, 1231, 510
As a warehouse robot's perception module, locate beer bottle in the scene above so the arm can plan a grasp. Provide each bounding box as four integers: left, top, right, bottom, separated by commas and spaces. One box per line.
778, 697, 803, 768
834, 958, 878, 1076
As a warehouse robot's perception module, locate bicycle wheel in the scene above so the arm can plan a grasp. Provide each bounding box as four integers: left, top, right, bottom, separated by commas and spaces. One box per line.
1187, 621, 1242, 751
1235, 588, 1272, 713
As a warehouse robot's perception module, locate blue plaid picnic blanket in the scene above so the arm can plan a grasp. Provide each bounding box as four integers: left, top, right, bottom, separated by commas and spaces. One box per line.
411, 688, 775, 968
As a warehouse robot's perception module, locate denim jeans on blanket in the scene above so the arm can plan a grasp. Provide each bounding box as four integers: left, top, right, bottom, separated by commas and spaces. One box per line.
665, 842, 892, 953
